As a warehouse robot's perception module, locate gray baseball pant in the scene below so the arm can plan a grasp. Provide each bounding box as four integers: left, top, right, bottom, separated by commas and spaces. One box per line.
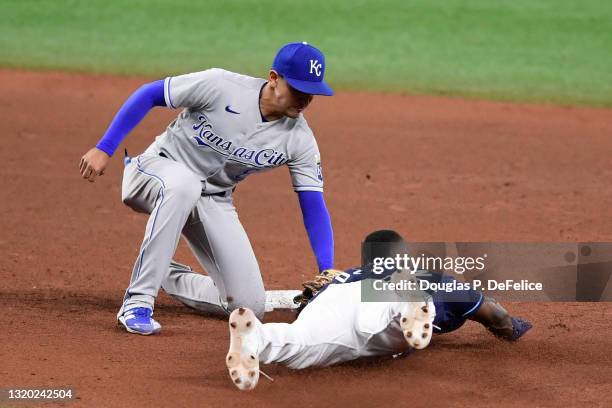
116, 154, 266, 319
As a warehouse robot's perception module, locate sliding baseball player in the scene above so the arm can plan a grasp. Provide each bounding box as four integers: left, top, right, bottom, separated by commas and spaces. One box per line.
226, 230, 532, 391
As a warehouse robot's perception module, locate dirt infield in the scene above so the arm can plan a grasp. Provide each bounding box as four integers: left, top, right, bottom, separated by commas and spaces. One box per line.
1, 70, 611, 407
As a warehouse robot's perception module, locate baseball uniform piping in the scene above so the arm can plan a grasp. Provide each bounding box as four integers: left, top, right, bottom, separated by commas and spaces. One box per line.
123, 157, 167, 305
164, 77, 176, 109
461, 292, 484, 317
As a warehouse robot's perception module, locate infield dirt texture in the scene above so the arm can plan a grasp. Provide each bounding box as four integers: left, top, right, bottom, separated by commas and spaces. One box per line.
1, 1, 611, 407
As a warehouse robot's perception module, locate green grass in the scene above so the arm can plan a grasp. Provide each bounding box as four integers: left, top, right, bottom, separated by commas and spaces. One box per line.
1, 0, 611, 106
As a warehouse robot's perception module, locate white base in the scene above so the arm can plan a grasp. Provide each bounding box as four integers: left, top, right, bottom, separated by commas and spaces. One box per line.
264, 290, 301, 312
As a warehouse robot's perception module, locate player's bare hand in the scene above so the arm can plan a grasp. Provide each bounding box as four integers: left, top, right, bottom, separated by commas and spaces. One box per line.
79, 147, 110, 182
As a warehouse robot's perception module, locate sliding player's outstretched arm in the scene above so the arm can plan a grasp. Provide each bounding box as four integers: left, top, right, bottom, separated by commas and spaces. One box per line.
469, 297, 532, 341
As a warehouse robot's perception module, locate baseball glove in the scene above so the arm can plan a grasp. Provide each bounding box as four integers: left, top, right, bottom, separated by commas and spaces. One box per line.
293, 269, 344, 307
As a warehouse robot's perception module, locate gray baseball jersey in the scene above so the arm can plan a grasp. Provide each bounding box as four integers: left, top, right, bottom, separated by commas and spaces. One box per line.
119, 68, 327, 321
144, 68, 324, 194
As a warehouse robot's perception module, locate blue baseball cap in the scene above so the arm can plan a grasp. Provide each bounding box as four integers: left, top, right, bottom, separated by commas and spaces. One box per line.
272, 42, 334, 96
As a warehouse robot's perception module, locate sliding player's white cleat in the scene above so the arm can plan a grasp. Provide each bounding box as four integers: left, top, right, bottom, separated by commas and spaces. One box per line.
400, 299, 436, 349
226, 307, 261, 391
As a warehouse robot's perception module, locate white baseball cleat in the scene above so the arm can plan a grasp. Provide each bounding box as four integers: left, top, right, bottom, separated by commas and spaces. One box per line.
226, 307, 261, 391
400, 299, 436, 349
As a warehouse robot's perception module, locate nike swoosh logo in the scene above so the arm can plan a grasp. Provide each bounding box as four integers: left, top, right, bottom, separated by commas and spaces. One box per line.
225, 105, 240, 114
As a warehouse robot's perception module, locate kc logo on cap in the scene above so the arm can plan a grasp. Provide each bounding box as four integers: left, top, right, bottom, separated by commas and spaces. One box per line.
309, 60, 322, 77
272, 41, 334, 96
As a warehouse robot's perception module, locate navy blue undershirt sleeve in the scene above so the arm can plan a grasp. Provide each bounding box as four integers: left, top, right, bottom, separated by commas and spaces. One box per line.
96, 79, 167, 156
297, 191, 334, 271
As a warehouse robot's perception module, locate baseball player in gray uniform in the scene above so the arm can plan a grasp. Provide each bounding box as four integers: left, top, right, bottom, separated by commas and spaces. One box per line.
79, 42, 335, 335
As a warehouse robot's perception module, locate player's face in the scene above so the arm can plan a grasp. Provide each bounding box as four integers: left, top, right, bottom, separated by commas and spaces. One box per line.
273, 75, 314, 118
